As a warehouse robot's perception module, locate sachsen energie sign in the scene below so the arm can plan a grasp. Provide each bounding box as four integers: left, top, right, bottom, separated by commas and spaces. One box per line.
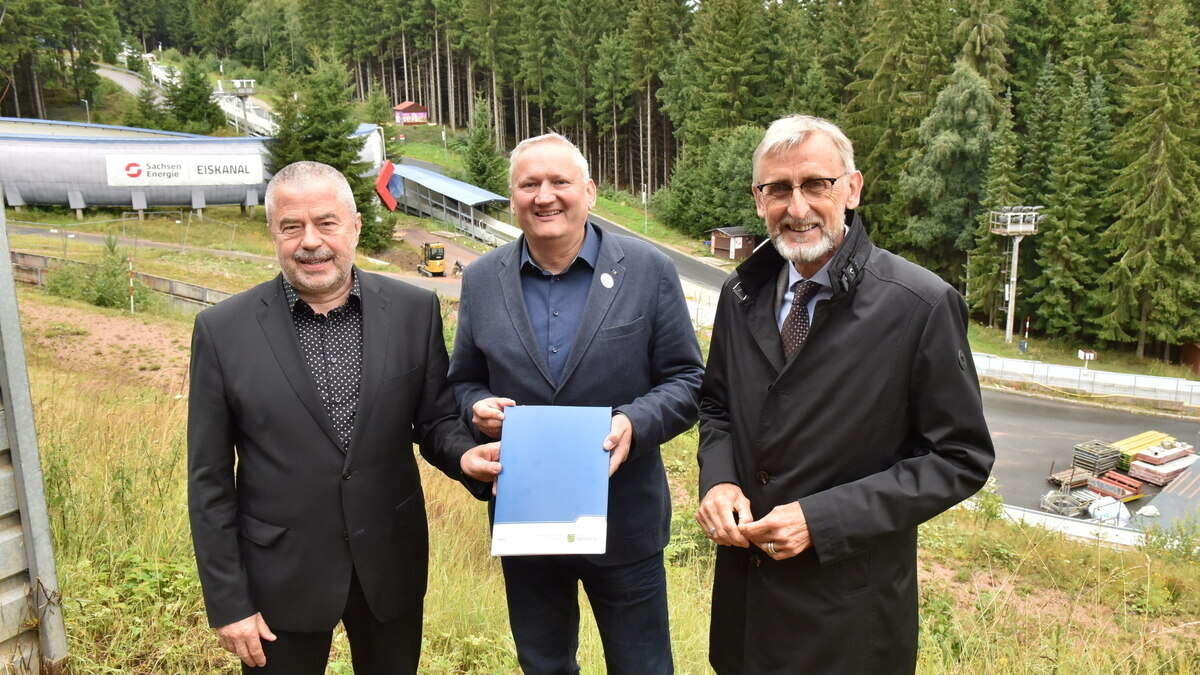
105, 154, 263, 187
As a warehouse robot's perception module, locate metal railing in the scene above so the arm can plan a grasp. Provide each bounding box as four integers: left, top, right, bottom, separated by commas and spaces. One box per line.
974, 352, 1200, 408
9, 252, 230, 313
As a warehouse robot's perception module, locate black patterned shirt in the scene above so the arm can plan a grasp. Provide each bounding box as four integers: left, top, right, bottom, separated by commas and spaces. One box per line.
281, 271, 364, 451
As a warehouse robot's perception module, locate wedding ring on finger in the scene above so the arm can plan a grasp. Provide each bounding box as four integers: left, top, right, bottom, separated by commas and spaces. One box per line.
766, 541, 777, 555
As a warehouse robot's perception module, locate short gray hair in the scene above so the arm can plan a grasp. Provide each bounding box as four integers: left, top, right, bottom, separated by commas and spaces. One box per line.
264, 161, 357, 223
508, 133, 590, 186
752, 115, 856, 183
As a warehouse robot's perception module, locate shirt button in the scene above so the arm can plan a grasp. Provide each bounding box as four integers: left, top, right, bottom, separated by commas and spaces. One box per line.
757, 471, 770, 485
552, 310, 560, 317
551, 347, 560, 354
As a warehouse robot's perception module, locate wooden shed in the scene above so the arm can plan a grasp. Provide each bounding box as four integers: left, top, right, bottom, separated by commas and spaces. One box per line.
708, 226, 758, 260
393, 101, 429, 125
1183, 342, 1200, 375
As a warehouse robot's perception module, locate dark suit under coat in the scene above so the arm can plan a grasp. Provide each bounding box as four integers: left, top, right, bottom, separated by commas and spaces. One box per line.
447, 227, 704, 566
188, 270, 479, 632
698, 212, 995, 674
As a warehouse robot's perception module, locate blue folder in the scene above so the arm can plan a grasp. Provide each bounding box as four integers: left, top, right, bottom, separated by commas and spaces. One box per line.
491, 405, 611, 556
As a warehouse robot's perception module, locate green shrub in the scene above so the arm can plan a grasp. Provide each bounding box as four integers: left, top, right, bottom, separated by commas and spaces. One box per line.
45, 235, 162, 312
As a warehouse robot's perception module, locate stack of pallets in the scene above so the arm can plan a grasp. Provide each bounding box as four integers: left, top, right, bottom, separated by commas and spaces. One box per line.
1073, 440, 1121, 475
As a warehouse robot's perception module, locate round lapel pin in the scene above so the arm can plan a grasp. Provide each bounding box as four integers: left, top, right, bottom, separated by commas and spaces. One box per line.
600, 272, 614, 289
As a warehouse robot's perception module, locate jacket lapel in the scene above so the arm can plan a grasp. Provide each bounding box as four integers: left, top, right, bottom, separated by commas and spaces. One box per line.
347, 271, 390, 459
256, 276, 342, 450
557, 231, 625, 391
499, 240, 556, 388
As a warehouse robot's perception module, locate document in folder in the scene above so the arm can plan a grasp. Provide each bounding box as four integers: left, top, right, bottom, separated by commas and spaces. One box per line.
491, 405, 611, 556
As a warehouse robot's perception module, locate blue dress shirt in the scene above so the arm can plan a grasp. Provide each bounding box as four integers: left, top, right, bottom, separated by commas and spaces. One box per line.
520, 223, 602, 385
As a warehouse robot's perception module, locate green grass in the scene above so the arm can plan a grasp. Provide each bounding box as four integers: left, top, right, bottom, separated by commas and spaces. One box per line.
20, 286, 1200, 672
396, 140, 466, 173
969, 322, 1198, 381
592, 191, 712, 258
43, 79, 137, 126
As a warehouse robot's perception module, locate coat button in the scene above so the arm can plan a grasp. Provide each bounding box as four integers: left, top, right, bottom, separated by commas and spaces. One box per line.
757, 471, 770, 485
342, 530, 349, 541
343, 471, 353, 480
753, 555, 762, 568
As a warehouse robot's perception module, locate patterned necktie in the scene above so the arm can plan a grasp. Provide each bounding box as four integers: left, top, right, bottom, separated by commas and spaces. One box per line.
782, 279, 822, 357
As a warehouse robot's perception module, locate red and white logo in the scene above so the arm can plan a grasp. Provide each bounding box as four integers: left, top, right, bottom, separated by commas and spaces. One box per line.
125, 162, 142, 178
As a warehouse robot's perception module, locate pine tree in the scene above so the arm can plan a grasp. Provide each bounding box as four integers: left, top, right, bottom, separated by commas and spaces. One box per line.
847, 0, 957, 250
899, 59, 998, 285
658, 0, 773, 149
285, 51, 387, 251
592, 31, 633, 186
1017, 55, 1059, 206
124, 83, 166, 129
955, 0, 1010, 93
266, 77, 303, 173
655, 125, 763, 237
165, 57, 225, 134
968, 92, 1020, 327
463, 93, 508, 195
1029, 69, 1098, 339
1097, 0, 1200, 356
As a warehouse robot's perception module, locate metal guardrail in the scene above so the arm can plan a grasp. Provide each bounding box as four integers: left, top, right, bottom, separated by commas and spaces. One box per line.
10, 252, 230, 313
974, 352, 1200, 408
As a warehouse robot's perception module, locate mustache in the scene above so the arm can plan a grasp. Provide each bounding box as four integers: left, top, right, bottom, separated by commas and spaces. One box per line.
293, 248, 335, 263
775, 217, 823, 231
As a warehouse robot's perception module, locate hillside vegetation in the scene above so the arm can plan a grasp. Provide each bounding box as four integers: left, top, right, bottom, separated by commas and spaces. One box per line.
15, 285, 1200, 673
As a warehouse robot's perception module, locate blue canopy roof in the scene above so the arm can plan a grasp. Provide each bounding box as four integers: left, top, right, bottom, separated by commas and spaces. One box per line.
393, 163, 508, 207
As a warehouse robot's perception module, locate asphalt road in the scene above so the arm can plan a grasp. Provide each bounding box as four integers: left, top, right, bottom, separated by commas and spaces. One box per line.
983, 388, 1199, 509
96, 64, 158, 101
588, 213, 731, 291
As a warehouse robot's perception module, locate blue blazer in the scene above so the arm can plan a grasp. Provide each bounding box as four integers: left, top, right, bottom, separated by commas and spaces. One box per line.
448, 226, 704, 565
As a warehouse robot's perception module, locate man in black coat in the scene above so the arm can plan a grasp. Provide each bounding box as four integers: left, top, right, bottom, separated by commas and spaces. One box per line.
188, 161, 491, 673
695, 115, 995, 674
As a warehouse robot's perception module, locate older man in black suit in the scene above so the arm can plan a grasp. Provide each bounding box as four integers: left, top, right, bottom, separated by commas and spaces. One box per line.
451, 133, 704, 674
188, 161, 491, 673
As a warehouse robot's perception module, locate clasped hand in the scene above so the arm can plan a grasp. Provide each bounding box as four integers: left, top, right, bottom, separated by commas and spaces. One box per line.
695, 483, 811, 560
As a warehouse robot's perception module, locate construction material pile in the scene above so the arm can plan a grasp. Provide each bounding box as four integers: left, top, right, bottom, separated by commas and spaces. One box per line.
1073, 440, 1121, 474
1129, 439, 1196, 486
1041, 432, 1195, 520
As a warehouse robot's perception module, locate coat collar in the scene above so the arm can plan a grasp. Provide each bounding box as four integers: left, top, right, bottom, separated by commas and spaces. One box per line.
733, 209, 873, 304
729, 210, 874, 372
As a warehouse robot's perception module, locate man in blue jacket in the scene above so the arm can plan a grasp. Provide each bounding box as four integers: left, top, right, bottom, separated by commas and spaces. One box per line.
451, 133, 703, 674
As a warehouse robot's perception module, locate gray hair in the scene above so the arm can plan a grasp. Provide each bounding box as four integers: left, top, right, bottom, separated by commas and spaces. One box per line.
508, 133, 591, 186
752, 115, 856, 183
264, 161, 357, 223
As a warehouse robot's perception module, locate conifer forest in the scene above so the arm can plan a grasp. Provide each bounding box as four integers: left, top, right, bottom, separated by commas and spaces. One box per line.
3, 0, 1199, 359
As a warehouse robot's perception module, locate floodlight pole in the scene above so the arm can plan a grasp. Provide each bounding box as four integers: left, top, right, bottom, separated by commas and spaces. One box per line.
1004, 234, 1024, 344
990, 206, 1043, 345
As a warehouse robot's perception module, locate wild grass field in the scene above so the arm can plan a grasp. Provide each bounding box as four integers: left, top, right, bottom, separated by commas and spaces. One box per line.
16, 282, 1200, 673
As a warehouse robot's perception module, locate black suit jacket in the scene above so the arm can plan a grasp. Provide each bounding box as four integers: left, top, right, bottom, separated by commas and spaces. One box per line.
448, 228, 704, 566
187, 270, 478, 632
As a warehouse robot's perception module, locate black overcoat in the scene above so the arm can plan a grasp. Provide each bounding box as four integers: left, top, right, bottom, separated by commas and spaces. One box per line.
698, 212, 994, 674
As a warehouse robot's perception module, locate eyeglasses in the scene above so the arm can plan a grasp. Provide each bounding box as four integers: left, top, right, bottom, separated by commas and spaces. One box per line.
754, 173, 850, 203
